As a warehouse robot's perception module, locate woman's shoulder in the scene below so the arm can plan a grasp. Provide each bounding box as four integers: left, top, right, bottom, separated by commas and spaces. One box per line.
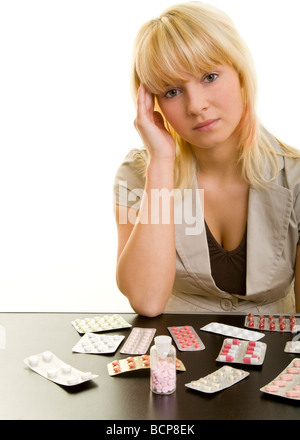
262, 126, 300, 188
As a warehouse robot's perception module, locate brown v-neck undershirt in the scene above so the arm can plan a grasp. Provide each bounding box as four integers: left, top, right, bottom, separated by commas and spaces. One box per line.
205, 221, 247, 295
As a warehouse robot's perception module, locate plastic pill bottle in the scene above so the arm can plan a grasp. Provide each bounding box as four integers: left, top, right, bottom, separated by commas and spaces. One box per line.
150, 335, 176, 395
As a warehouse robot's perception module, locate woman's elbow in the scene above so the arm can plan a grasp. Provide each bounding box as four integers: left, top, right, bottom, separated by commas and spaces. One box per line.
116, 277, 169, 317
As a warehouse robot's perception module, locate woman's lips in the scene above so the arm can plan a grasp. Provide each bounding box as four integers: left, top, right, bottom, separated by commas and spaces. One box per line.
193, 119, 219, 132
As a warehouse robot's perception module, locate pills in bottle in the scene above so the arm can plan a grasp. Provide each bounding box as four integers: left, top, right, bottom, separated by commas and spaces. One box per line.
150, 335, 176, 395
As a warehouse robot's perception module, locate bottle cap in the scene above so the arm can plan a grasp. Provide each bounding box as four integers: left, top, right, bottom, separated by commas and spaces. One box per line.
154, 335, 172, 357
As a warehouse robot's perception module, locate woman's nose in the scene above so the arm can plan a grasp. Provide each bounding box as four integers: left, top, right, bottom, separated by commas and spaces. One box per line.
186, 85, 209, 115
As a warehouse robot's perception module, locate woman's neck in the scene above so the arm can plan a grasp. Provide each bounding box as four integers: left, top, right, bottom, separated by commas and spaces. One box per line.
191, 136, 243, 183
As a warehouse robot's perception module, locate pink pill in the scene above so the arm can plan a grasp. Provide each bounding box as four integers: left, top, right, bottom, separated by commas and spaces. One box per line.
280, 374, 293, 381
248, 341, 257, 347
265, 385, 279, 393
287, 367, 300, 374
219, 355, 234, 362
286, 390, 300, 398
293, 361, 300, 368
293, 385, 300, 391
243, 357, 259, 365
226, 339, 240, 345
272, 380, 287, 387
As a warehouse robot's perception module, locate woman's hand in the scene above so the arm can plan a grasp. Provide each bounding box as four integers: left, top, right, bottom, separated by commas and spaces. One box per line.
134, 84, 176, 162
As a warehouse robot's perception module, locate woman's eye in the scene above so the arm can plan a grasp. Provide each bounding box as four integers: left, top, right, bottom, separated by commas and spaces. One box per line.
165, 88, 180, 98
204, 73, 218, 83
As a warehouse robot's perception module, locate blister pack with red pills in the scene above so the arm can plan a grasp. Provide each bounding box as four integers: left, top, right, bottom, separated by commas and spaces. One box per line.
107, 355, 186, 376
167, 325, 205, 351
216, 338, 267, 366
245, 313, 299, 332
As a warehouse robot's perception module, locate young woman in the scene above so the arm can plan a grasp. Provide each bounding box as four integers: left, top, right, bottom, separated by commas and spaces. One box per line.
113, 2, 300, 317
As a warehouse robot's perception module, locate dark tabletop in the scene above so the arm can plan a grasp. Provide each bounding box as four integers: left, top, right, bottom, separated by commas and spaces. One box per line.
0, 312, 300, 421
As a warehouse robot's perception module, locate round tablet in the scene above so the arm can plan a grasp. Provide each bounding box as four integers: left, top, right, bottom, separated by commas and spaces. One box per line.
28, 355, 39, 367
42, 351, 53, 362
61, 364, 72, 374
47, 368, 58, 379
67, 376, 79, 385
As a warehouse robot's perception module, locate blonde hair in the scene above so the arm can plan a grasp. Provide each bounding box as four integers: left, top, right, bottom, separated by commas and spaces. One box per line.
131, 1, 300, 189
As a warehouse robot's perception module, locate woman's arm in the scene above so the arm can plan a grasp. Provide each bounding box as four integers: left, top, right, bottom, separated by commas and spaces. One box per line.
115, 162, 176, 317
114, 85, 177, 317
294, 245, 300, 313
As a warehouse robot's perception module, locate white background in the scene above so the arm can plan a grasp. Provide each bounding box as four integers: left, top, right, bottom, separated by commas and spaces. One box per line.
0, 0, 299, 312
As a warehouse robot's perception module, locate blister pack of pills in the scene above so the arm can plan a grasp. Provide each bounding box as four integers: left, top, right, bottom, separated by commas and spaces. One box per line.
260, 359, 300, 400
185, 365, 249, 394
168, 325, 205, 351
24, 351, 98, 386
72, 314, 131, 334
120, 327, 156, 355
72, 332, 125, 354
284, 341, 300, 354
107, 355, 186, 376
216, 338, 267, 366
244, 314, 299, 333
201, 322, 264, 341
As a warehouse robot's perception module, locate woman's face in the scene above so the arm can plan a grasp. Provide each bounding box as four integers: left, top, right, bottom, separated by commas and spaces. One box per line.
156, 65, 244, 154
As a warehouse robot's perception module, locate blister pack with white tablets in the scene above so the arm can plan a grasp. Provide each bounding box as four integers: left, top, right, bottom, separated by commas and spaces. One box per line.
72, 314, 131, 334
168, 325, 205, 351
72, 333, 125, 354
201, 322, 264, 341
24, 351, 98, 386
245, 313, 299, 333
185, 365, 249, 394
120, 327, 156, 355
216, 338, 267, 366
260, 359, 300, 400
284, 341, 300, 354
107, 355, 186, 376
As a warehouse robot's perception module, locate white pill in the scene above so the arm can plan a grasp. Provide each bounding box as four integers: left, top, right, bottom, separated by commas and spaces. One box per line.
28, 355, 39, 367
203, 385, 212, 392
61, 364, 72, 374
42, 351, 53, 362
81, 372, 92, 381
67, 376, 79, 385
47, 368, 58, 379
